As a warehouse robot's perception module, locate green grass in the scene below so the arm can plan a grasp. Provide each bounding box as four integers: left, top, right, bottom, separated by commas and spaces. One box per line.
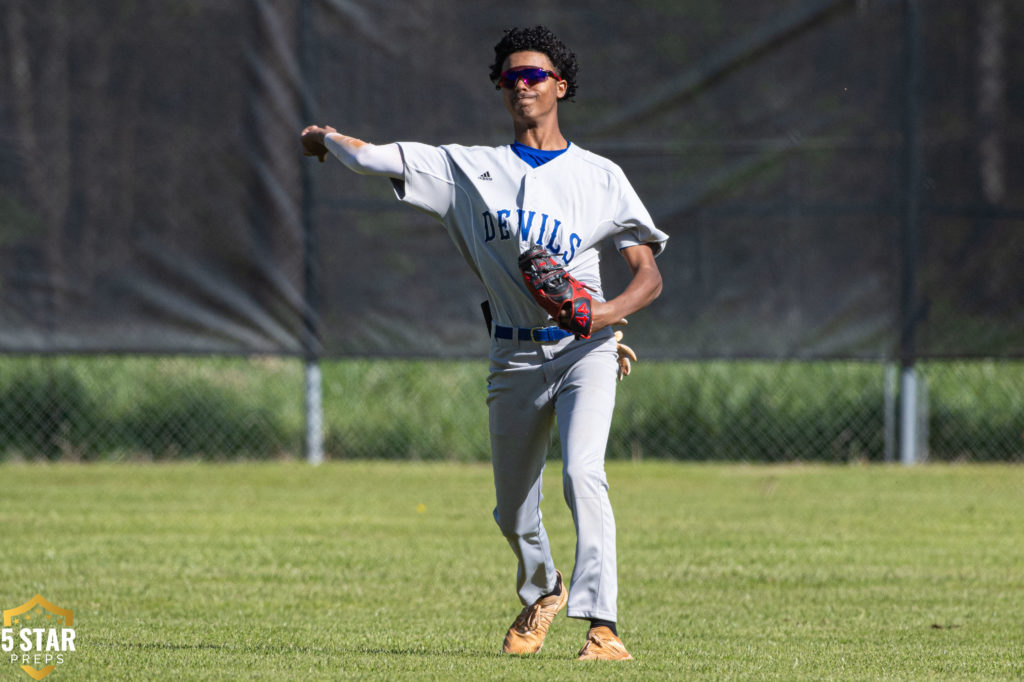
0, 356, 303, 460
1, 462, 1022, 680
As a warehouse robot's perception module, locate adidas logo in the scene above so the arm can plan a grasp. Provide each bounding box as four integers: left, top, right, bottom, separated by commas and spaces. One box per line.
478, 171, 493, 181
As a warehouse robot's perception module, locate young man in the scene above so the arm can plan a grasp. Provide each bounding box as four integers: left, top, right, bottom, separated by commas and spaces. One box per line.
301, 25, 667, 661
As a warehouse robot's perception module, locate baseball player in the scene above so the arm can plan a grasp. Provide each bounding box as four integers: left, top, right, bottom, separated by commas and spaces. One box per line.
301, 25, 667, 661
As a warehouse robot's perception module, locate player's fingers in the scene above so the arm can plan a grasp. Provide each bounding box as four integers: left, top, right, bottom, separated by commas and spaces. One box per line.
612, 317, 628, 328
302, 140, 321, 157
618, 342, 638, 363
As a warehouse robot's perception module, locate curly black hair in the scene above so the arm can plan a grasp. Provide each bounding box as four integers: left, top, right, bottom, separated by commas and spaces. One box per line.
489, 26, 579, 101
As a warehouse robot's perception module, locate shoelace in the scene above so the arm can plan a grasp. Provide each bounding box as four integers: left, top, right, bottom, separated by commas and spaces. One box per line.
588, 631, 617, 648
514, 603, 543, 631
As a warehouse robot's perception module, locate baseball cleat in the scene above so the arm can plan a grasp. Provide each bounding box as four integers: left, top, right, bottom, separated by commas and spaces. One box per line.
576, 626, 634, 661
501, 570, 568, 654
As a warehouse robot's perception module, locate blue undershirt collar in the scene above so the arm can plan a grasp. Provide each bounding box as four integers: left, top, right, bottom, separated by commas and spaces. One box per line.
511, 141, 571, 168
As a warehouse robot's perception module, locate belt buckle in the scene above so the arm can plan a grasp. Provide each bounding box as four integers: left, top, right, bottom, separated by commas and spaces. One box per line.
530, 326, 556, 344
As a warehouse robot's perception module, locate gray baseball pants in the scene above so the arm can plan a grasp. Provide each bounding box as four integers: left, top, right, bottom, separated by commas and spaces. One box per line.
488, 326, 620, 622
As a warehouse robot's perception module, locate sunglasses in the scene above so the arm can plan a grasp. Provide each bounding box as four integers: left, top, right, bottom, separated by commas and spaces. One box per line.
495, 66, 563, 90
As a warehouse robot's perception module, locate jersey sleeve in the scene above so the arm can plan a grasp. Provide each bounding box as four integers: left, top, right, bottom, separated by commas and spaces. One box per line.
390, 142, 454, 218
611, 171, 669, 257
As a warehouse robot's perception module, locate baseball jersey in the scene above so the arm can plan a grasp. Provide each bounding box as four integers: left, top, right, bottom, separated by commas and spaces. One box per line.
391, 142, 668, 328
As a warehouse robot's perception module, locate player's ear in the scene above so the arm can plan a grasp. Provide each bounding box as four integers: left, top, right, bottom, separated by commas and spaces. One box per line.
556, 78, 568, 99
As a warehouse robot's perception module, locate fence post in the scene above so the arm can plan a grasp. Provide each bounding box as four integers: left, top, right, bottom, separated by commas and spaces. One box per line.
899, 364, 918, 465
305, 360, 324, 465
898, 0, 922, 466
916, 369, 929, 462
884, 363, 897, 463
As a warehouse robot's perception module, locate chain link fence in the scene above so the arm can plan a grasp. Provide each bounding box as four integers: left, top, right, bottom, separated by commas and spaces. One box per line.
1, 3, 1021, 467
1, 356, 1020, 463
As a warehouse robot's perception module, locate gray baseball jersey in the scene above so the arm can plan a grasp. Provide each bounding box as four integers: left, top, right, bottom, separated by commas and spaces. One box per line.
389, 140, 667, 622
391, 142, 667, 328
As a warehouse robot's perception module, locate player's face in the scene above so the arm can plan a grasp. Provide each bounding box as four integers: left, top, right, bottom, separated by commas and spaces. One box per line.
500, 51, 567, 125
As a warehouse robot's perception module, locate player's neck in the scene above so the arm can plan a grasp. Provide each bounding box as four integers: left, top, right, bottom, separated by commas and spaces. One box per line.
513, 121, 568, 151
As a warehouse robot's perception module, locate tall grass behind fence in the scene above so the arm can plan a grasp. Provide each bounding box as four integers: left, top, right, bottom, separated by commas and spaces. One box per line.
0, 356, 303, 461
0, 357, 1021, 462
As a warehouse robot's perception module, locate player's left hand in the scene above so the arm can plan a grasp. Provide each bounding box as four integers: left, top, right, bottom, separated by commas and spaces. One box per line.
576, 300, 627, 335
520, 246, 594, 338
555, 301, 627, 336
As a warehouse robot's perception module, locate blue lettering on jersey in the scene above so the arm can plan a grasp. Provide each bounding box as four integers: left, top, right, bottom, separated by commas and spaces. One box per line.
480, 208, 581, 264
563, 232, 581, 264
482, 211, 496, 241
545, 219, 562, 255
516, 209, 535, 241
496, 209, 512, 240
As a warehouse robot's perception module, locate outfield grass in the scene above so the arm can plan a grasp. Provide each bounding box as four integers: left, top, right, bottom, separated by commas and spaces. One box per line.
1, 462, 1022, 680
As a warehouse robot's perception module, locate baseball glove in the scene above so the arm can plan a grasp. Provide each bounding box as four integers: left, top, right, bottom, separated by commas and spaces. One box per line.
518, 246, 593, 338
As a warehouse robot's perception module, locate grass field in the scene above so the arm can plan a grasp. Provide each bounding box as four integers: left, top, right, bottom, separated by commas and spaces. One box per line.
2, 462, 1022, 680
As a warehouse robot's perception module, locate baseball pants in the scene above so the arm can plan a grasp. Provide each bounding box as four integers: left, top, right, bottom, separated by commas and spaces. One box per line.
488, 327, 619, 622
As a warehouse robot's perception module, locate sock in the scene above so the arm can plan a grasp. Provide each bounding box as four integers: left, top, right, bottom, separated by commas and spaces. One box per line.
542, 580, 562, 598
590, 619, 617, 636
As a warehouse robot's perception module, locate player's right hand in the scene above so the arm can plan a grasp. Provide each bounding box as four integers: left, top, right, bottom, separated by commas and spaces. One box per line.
614, 330, 637, 381
300, 124, 338, 162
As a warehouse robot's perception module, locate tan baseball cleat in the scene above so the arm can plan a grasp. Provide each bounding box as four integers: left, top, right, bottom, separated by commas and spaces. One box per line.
502, 571, 568, 654
576, 626, 634, 661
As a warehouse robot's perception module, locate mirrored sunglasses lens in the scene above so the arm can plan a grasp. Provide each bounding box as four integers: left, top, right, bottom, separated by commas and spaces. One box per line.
522, 70, 548, 86
500, 68, 548, 88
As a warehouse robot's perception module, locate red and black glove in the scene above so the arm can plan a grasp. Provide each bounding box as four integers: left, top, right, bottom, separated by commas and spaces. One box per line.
518, 246, 593, 338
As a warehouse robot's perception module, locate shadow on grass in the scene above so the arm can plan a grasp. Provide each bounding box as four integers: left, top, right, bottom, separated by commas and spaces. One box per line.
93, 639, 501, 660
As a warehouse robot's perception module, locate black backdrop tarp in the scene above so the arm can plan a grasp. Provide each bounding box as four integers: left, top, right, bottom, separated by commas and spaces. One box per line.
1, 0, 1021, 359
